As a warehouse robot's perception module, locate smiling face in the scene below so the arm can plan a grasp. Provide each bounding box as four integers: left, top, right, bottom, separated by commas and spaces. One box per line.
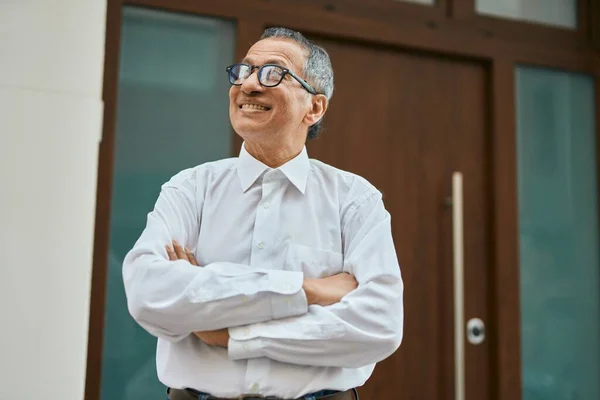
229, 38, 323, 150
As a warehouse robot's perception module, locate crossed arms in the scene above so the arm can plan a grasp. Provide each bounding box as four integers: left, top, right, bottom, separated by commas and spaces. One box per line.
123, 181, 404, 368
164, 240, 359, 348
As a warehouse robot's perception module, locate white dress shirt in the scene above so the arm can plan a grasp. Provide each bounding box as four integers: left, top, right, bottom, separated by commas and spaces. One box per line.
123, 143, 404, 399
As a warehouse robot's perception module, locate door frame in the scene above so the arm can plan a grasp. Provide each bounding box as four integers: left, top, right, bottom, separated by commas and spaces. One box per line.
86, 1, 600, 399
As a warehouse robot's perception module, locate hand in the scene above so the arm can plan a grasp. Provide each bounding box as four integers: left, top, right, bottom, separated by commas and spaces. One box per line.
303, 272, 358, 306
166, 240, 199, 266
194, 328, 229, 348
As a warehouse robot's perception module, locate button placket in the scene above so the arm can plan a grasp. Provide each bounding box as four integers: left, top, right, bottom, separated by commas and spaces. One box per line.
242, 176, 274, 396
251, 175, 278, 268
243, 358, 271, 398
249, 178, 272, 267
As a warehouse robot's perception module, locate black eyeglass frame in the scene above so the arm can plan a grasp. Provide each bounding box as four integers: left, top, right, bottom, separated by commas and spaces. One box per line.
226, 63, 318, 95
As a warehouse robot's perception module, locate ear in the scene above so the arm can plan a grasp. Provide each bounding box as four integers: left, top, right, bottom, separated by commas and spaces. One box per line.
303, 94, 327, 126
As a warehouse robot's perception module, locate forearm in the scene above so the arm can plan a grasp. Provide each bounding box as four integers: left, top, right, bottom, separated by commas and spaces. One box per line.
228, 274, 404, 368
124, 243, 308, 341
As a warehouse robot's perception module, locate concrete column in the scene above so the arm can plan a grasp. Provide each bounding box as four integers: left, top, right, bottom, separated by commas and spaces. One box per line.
0, 1, 106, 398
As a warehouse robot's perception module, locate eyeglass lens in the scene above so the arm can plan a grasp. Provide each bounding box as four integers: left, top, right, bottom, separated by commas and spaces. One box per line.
229, 64, 285, 87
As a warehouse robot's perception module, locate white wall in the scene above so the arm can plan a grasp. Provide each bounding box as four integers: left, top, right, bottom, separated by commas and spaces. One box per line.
0, 1, 106, 399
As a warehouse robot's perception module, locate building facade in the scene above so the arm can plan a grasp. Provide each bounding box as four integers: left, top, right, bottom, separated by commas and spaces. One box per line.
89, 1, 600, 399
3, 1, 596, 400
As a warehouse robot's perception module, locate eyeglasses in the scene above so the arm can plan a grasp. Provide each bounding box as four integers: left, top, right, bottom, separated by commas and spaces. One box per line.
226, 63, 317, 95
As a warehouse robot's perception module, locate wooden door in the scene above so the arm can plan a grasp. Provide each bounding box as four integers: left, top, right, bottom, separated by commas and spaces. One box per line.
307, 38, 492, 400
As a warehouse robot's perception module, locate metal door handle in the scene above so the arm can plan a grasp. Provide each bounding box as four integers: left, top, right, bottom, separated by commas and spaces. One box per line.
452, 172, 465, 400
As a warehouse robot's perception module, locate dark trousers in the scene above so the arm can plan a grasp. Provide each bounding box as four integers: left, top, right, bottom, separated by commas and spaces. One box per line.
167, 388, 358, 400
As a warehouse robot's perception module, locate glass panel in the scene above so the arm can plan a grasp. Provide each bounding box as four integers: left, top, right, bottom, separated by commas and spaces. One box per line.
100, 7, 235, 400
477, 0, 576, 29
517, 67, 600, 400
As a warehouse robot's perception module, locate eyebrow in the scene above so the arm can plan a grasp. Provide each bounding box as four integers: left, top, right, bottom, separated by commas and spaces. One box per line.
241, 58, 290, 68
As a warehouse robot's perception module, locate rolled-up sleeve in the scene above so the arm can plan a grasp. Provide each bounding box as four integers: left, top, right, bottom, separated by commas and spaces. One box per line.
123, 172, 308, 342
228, 192, 404, 368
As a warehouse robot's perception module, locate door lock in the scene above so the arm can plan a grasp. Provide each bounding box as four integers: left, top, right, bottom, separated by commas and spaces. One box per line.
466, 318, 485, 345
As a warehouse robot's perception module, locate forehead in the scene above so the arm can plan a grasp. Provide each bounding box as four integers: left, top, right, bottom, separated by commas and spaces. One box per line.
242, 38, 307, 70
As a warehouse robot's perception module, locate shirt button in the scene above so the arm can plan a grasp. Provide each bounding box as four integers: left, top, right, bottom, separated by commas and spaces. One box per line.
251, 384, 259, 393
263, 202, 270, 209
243, 344, 249, 351
257, 242, 265, 249
243, 327, 250, 336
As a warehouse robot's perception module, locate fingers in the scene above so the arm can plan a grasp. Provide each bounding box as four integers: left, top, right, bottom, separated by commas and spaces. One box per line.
332, 272, 355, 280
347, 273, 358, 284
346, 273, 358, 288
165, 244, 178, 261
166, 240, 200, 266
172, 240, 190, 262
185, 247, 200, 266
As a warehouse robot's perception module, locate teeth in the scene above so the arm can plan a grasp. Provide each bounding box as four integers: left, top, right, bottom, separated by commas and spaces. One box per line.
241, 104, 269, 111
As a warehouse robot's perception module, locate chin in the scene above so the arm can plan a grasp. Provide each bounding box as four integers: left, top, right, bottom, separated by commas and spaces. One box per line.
233, 124, 269, 140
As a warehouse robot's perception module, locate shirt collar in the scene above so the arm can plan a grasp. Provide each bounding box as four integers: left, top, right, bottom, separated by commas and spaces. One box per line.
279, 146, 310, 194
236, 142, 311, 194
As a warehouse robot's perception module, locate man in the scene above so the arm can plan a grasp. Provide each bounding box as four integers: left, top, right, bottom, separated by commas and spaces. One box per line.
123, 27, 403, 400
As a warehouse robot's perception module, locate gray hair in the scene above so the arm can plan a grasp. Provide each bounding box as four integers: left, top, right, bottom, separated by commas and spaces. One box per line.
260, 27, 334, 140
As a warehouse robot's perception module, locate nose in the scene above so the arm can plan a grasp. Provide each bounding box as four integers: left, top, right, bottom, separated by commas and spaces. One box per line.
240, 68, 263, 94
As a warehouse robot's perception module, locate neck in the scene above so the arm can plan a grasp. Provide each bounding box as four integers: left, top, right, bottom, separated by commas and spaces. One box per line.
244, 139, 303, 168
